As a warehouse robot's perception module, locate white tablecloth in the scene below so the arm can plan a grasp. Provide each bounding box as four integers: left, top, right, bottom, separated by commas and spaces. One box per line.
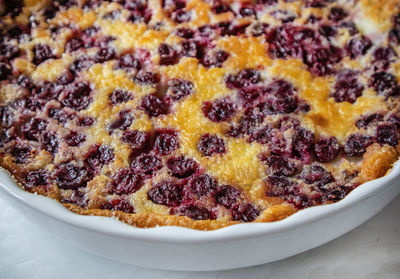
1, 194, 399, 279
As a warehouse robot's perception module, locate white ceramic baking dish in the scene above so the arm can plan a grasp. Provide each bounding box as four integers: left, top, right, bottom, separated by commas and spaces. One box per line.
0, 163, 399, 271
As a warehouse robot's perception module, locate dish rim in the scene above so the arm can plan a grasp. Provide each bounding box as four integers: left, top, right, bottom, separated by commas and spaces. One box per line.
0, 161, 399, 244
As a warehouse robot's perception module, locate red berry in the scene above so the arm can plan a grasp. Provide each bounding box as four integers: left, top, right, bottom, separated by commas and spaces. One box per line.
147, 180, 183, 207
197, 134, 226, 156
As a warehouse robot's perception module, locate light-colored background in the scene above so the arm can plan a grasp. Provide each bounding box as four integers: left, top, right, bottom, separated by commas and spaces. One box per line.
0, 194, 399, 279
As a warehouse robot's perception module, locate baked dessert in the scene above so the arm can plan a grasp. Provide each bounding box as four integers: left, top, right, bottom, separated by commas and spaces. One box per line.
1, 0, 399, 230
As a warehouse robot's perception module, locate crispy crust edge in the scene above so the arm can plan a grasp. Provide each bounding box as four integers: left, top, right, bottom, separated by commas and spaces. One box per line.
0, 155, 296, 231
1, 142, 398, 230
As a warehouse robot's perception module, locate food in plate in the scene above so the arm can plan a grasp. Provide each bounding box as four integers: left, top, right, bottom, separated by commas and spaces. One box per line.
0, 0, 400, 230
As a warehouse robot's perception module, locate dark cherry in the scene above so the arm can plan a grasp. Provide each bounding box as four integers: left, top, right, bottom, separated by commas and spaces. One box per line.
175, 28, 194, 39
109, 89, 133, 104
140, 94, 169, 117
262, 154, 298, 176
147, 180, 183, 207
125, 0, 148, 11
32, 44, 54, 65
202, 98, 235, 122
326, 187, 350, 202
108, 168, 142, 195
57, 70, 75, 85
248, 126, 273, 144
328, 7, 348, 22
172, 9, 191, 23
318, 25, 337, 38
389, 13, 400, 44
17, 75, 34, 90
344, 134, 374, 157
10, 144, 31, 164
41, 131, 59, 154
69, 56, 94, 74
227, 107, 264, 137
108, 110, 134, 131
121, 130, 150, 152
373, 47, 396, 70
216, 185, 241, 209
369, 72, 400, 97
262, 79, 299, 114
197, 24, 217, 38
303, 46, 342, 76
217, 21, 249, 36
35, 82, 64, 101
237, 86, 264, 106
201, 50, 229, 68
387, 113, 400, 128
0, 130, 12, 148
54, 163, 92, 190
47, 107, 75, 123
3, 0, 23, 17
356, 113, 383, 129
134, 71, 160, 85
94, 47, 116, 63
0, 43, 20, 60
3, 25, 26, 40
21, 118, 48, 141
167, 79, 194, 100
117, 54, 141, 70
61, 82, 92, 111
332, 69, 364, 103
265, 175, 296, 197
158, 44, 178, 65
188, 174, 217, 196
103, 198, 135, 213
225, 68, 261, 89
0, 106, 14, 128
212, 1, 231, 14
0, 63, 12, 81
131, 153, 162, 176
65, 37, 84, 52
232, 203, 259, 222
172, 204, 211, 220
64, 131, 86, 147
162, 0, 186, 10
197, 134, 226, 156
180, 40, 202, 58
340, 21, 358, 35
346, 36, 372, 59
77, 116, 95, 126
301, 165, 334, 188
25, 170, 49, 188
94, 36, 116, 48
84, 144, 114, 172
22, 97, 46, 112
82, 26, 99, 38
266, 25, 316, 59
376, 124, 399, 146
266, 25, 341, 75
167, 156, 199, 179
292, 127, 314, 161
60, 188, 88, 207
314, 136, 340, 163
153, 130, 179, 155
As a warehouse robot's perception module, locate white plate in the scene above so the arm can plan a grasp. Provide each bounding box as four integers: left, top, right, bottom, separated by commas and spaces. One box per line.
0, 163, 399, 271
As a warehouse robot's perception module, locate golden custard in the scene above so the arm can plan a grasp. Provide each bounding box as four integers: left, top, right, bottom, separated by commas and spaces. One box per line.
1, 0, 400, 230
